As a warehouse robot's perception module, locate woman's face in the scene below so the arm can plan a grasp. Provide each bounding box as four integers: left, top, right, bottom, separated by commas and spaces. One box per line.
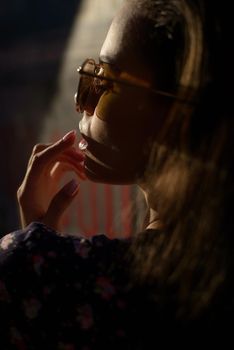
78, 3, 168, 184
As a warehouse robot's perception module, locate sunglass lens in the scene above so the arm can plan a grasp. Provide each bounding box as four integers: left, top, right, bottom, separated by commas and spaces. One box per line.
76, 59, 103, 113
76, 74, 93, 113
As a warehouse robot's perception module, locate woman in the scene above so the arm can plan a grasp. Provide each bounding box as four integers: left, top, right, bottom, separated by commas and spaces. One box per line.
1, 0, 233, 348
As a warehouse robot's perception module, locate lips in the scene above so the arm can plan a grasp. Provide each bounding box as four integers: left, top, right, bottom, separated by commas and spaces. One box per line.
78, 114, 121, 171
78, 132, 118, 171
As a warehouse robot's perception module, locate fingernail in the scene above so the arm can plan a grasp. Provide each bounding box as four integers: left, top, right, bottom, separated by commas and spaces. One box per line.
64, 179, 79, 196
62, 130, 77, 142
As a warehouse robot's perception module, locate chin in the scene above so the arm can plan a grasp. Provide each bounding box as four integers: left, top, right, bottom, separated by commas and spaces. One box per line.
84, 156, 136, 185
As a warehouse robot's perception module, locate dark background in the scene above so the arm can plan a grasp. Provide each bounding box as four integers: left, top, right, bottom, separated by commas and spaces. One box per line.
0, 0, 82, 235
0, 0, 145, 239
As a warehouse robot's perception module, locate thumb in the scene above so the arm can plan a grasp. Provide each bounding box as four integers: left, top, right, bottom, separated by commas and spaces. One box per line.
43, 179, 79, 230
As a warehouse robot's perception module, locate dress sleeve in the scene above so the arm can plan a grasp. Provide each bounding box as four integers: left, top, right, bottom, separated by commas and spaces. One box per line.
0, 222, 130, 349
0, 222, 94, 349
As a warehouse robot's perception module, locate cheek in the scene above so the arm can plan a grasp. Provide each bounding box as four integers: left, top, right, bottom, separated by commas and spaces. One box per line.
85, 110, 159, 184
86, 89, 166, 183
87, 112, 151, 176
96, 89, 130, 123
95, 88, 154, 146
96, 85, 153, 122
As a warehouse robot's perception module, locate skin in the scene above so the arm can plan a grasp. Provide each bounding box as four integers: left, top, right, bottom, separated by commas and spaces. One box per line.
18, 2, 169, 231
79, 3, 169, 228
17, 130, 86, 231
80, 6, 153, 184
79, 3, 168, 184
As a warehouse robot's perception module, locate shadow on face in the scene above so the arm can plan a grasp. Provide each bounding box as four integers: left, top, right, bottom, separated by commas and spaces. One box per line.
78, 0, 179, 185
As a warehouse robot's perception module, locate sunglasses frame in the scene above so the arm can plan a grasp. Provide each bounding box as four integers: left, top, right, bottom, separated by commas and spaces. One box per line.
75, 58, 195, 113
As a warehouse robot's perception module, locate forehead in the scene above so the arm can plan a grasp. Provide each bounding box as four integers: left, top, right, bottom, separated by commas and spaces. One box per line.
100, 2, 153, 81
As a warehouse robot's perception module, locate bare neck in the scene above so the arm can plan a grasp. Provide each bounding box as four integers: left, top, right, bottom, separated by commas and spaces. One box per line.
138, 183, 164, 231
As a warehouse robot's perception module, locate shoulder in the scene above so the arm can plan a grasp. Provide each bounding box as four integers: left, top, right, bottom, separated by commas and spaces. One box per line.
0, 222, 131, 282
0, 222, 64, 251
0, 222, 129, 259
0, 222, 131, 304
0, 223, 133, 349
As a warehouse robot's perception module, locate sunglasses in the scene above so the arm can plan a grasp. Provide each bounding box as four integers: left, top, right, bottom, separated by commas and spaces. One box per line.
75, 58, 195, 113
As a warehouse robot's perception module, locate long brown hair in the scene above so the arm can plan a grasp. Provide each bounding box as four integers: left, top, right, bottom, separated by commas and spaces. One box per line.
128, 0, 234, 319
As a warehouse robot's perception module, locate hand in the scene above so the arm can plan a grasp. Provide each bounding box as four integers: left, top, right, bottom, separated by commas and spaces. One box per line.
17, 130, 86, 231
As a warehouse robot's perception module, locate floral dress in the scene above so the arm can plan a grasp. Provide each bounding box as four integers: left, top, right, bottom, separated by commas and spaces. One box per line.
1, 222, 230, 349
0, 222, 140, 350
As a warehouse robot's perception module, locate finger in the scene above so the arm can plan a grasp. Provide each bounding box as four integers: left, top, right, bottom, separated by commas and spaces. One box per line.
47, 145, 85, 161
22, 150, 85, 196
28, 139, 83, 168
32, 143, 53, 155
22, 131, 84, 189
50, 150, 84, 170
38, 130, 77, 163
43, 179, 80, 230
30, 142, 83, 161
66, 147, 85, 162
28, 143, 53, 167
27, 134, 84, 172
51, 153, 86, 176
50, 161, 85, 181
29, 147, 85, 178
50, 160, 86, 181
26, 131, 77, 177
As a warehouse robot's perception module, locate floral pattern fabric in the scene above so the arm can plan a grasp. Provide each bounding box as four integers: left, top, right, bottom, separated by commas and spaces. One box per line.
0, 222, 231, 348
0, 222, 137, 350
